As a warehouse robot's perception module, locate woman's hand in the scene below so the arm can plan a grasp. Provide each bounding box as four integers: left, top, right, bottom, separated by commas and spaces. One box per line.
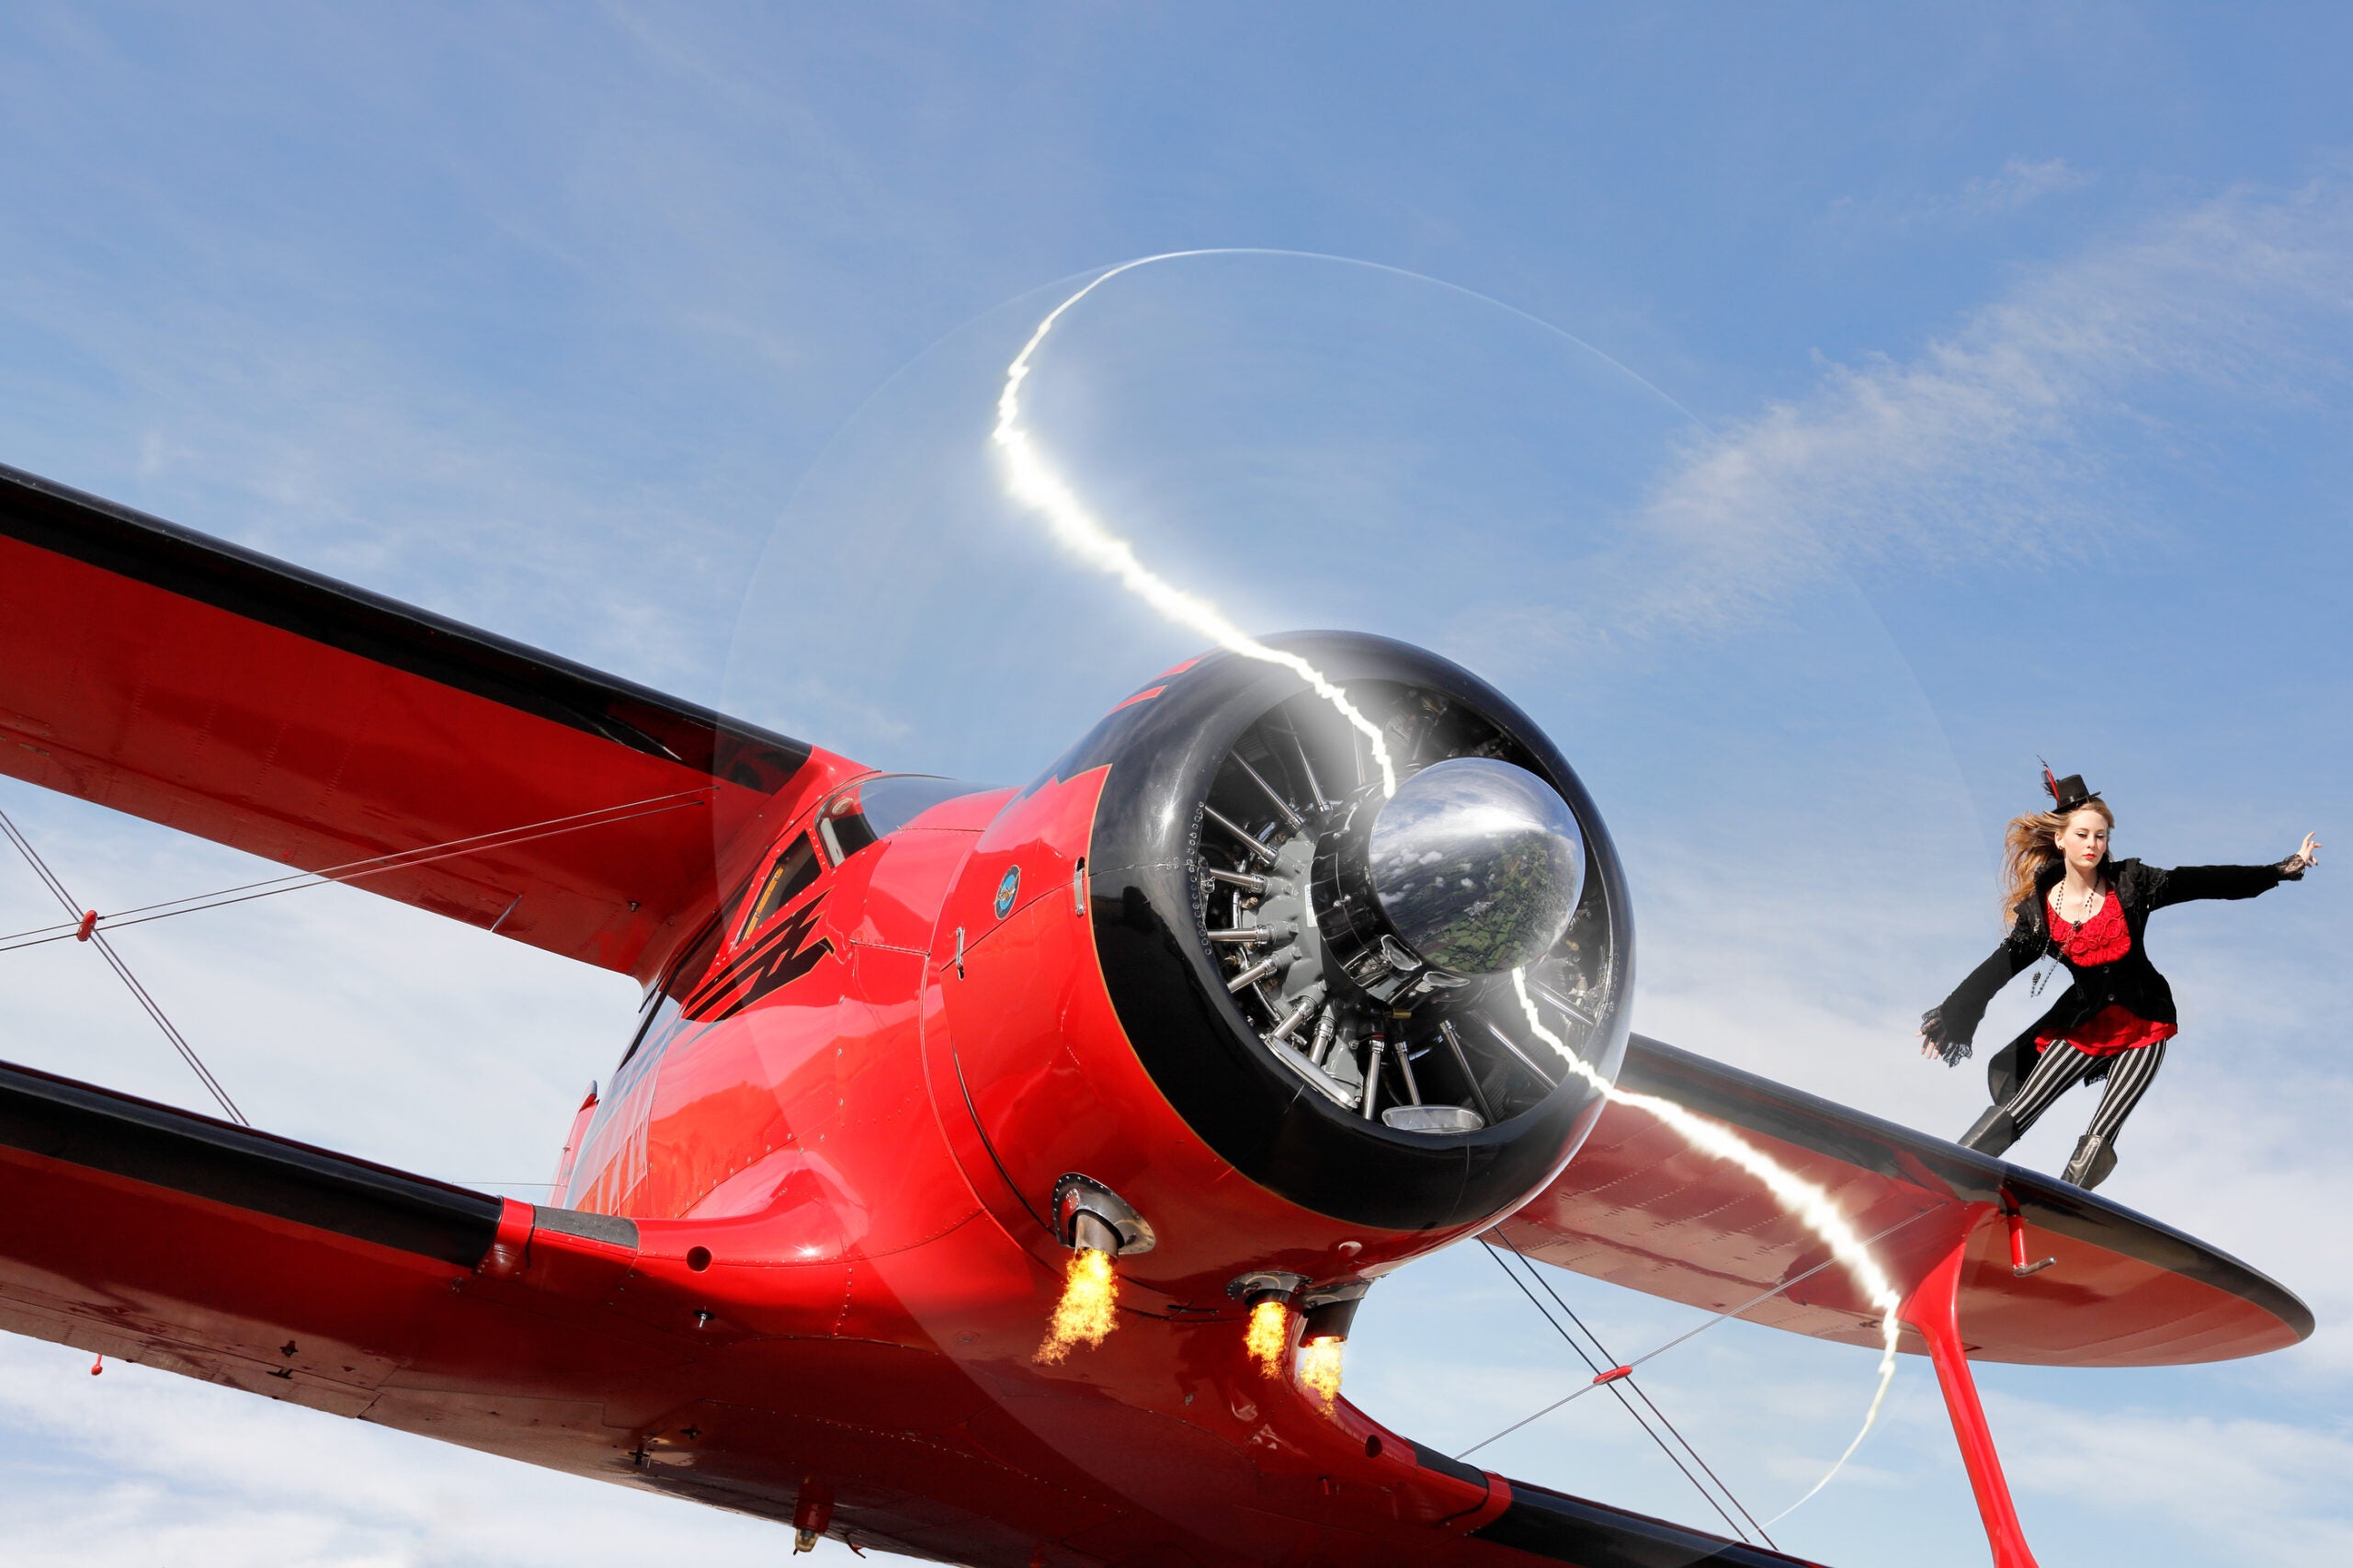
2286, 832, 2322, 874
1918, 1006, 1946, 1060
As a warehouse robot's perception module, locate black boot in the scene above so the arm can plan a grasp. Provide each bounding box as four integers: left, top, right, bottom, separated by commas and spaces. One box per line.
1958, 1105, 2019, 1156
2063, 1133, 2118, 1190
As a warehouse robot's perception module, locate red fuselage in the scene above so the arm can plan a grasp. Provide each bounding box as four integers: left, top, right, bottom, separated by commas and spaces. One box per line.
542, 761, 1531, 1556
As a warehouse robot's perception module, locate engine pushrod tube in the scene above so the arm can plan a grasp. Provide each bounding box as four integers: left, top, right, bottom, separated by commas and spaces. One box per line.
1232, 752, 1307, 833
1309, 1009, 1339, 1066
1438, 1019, 1496, 1123
1270, 997, 1318, 1042
1530, 976, 1595, 1027
1483, 1018, 1561, 1089
1201, 806, 1280, 866
1226, 956, 1279, 993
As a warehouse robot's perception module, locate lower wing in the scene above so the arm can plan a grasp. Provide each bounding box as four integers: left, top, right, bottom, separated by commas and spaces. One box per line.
1497, 1032, 2310, 1369
0, 1050, 1826, 1566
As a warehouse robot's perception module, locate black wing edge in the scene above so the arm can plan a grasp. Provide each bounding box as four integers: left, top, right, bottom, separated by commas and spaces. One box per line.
0, 1054, 506, 1268
1620, 1032, 2314, 1346
1469, 1472, 1821, 1566
0, 460, 810, 792
1396, 1444, 1823, 1565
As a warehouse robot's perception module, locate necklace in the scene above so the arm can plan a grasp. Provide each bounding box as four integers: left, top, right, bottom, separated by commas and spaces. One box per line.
2060, 879, 2100, 926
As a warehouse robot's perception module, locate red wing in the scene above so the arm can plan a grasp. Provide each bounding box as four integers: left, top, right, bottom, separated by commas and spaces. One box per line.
0, 1051, 1827, 1568
0, 463, 861, 981
1498, 1034, 2311, 1368
0, 1051, 1108, 1551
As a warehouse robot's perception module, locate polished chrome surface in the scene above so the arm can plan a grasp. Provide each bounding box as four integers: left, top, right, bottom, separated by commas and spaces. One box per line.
1233, 753, 1307, 832
1367, 756, 1584, 975
1382, 1104, 1483, 1133
1225, 956, 1279, 993
1191, 682, 1618, 1142
1202, 804, 1280, 866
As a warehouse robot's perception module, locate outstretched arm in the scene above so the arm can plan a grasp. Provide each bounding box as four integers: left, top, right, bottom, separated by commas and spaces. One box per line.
2147, 834, 2321, 909
1919, 924, 2040, 1063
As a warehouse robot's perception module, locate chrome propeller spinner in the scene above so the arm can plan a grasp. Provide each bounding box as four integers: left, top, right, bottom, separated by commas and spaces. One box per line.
1192, 687, 1609, 1136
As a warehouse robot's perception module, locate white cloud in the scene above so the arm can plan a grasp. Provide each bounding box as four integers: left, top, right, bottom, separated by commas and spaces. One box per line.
1995, 1392, 2353, 1563
1624, 176, 2353, 638
1826, 158, 2094, 232
1947, 158, 2096, 220
1854, 157, 2096, 228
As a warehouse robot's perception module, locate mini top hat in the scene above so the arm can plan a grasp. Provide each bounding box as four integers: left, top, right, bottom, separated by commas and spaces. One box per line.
2040, 758, 2097, 814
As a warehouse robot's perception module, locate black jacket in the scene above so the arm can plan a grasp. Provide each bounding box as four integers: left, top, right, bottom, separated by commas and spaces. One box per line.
1923, 857, 2300, 1104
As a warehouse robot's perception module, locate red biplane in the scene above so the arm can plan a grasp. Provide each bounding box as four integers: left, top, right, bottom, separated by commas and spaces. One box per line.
0, 461, 2311, 1566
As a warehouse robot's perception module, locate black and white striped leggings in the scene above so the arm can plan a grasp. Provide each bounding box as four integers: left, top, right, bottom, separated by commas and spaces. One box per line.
2003, 1040, 2168, 1143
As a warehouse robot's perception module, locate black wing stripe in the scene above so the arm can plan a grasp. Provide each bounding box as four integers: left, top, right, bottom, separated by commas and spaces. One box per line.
0, 1057, 501, 1268
0, 461, 810, 790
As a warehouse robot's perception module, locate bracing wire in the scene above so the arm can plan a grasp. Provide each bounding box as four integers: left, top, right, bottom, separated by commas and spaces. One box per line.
0, 789, 712, 955
1478, 1241, 1766, 1548
0, 806, 247, 1124
1459, 1207, 1938, 1465
1492, 1233, 1777, 1550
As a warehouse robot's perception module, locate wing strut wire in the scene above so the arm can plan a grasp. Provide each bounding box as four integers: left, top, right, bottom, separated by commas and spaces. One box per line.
0, 806, 247, 1125
1460, 1207, 1939, 1466
1477, 1238, 1774, 1550
0, 789, 713, 955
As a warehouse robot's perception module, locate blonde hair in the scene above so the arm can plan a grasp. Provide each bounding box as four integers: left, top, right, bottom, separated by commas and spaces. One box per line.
2002, 799, 2114, 923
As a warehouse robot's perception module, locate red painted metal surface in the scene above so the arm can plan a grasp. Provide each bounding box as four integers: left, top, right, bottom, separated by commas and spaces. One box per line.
1499, 1037, 2310, 1368
1901, 1205, 2041, 1568
0, 485, 858, 983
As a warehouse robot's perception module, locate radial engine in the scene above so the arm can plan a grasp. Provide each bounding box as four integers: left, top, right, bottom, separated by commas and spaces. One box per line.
929, 633, 1631, 1331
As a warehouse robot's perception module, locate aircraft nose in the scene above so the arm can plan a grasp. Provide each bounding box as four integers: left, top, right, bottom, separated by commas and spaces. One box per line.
1366, 756, 1585, 975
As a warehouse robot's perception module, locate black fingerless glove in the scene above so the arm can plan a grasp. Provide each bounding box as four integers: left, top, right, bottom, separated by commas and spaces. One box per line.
1919, 1006, 1971, 1065
2276, 856, 2309, 881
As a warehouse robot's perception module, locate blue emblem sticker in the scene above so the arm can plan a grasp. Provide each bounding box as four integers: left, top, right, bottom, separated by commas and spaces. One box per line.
994, 866, 1020, 919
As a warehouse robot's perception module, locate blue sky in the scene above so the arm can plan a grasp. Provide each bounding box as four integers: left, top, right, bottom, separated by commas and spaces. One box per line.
0, 6, 2347, 1564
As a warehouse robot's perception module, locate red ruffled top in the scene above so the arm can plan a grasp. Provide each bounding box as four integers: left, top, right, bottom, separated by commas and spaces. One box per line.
2035, 890, 2177, 1057
2048, 887, 2131, 964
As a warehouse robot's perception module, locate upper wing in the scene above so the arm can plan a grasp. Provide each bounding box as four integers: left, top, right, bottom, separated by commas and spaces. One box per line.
0, 463, 862, 981
1496, 1033, 2312, 1368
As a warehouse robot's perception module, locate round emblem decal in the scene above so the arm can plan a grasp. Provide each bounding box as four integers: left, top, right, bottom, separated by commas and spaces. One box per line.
994, 866, 1020, 919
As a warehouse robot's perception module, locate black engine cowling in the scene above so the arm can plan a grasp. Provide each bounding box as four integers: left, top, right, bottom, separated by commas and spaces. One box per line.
1051, 631, 1631, 1234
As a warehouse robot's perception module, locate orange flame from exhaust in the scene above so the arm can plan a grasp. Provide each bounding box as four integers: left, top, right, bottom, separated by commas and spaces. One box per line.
1299, 1336, 1344, 1406
1245, 1299, 1290, 1378
1035, 1248, 1119, 1364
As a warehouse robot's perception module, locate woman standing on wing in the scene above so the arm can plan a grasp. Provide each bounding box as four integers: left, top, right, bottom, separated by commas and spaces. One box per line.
1917, 767, 2320, 1190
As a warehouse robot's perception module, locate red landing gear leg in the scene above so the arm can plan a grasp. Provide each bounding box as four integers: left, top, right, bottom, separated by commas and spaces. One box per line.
1899, 1208, 2040, 1568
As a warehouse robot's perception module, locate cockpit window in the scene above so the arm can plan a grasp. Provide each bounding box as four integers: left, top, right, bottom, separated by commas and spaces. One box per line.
817, 801, 878, 867
815, 775, 995, 867
737, 833, 821, 943
613, 907, 724, 1073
